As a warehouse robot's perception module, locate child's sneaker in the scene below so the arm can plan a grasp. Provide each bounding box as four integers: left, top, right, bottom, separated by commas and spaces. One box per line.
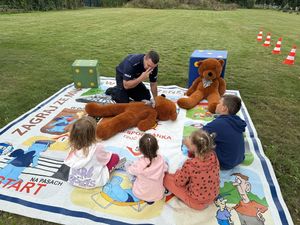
105, 86, 117, 96
127, 173, 136, 183
146, 201, 155, 205
76, 94, 116, 105
115, 157, 127, 170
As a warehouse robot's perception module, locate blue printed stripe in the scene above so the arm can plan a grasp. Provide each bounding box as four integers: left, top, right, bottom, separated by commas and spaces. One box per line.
241, 107, 288, 224
0, 194, 153, 225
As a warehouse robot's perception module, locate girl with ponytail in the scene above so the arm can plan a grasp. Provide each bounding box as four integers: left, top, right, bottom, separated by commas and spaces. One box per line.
127, 133, 168, 203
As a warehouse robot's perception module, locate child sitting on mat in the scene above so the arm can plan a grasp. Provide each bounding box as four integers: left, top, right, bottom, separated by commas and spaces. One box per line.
127, 133, 168, 203
65, 116, 123, 189
163, 130, 220, 210
202, 94, 247, 170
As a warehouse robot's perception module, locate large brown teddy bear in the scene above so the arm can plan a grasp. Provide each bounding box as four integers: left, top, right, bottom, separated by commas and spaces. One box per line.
85, 95, 177, 140
177, 58, 226, 113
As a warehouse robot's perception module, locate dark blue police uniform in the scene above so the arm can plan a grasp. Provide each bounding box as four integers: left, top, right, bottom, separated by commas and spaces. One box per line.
106, 54, 158, 103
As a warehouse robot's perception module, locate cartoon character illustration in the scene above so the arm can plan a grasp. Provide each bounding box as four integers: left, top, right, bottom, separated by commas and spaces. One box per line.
0, 142, 14, 155
40, 108, 85, 135
183, 121, 205, 139
91, 172, 152, 212
185, 104, 214, 122
22, 135, 70, 152
126, 146, 142, 157
231, 173, 268, 225
102, 176, 139, 203
214, 194, 233, 225
47, 115, 75, 133
0, 140, 53, 184
164, 189, 175, 203
192, 111, 213, 120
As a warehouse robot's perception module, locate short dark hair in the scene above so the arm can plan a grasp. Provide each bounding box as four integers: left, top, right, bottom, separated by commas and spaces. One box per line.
146, 50, 160, 64
222, 94, 241, 115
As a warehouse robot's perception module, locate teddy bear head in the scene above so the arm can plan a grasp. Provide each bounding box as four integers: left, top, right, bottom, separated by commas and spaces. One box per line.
154, 94, 177, 121
195, 58, 224, 81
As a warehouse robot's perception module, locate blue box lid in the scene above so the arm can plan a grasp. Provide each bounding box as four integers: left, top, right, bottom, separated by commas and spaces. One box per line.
191, 50, 228, 59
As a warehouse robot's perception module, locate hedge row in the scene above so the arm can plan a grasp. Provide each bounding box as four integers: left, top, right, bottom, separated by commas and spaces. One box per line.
0, 0, 85, 11
1, 0, 274, 11
126, 0, 237, 10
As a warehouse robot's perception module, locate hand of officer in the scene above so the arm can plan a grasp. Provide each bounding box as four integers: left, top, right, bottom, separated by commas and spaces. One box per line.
140, 67, 153, 81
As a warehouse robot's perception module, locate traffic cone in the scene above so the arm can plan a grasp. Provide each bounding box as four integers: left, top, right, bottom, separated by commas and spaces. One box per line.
272, 37, 283, 54
262, 33, 271, 47
257, 30, 263, 41
283, 45, 296, 65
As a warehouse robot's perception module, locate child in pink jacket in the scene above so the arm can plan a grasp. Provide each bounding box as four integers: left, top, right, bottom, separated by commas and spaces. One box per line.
164, 130, 220, 210
127, 134, 168, 202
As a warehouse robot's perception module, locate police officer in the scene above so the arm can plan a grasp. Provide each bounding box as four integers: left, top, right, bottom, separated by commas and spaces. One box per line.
105, 50, 159, 103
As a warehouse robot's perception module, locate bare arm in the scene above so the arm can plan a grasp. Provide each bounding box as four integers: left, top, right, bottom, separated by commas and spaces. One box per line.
123, 67, 153, 89
150, 82, 158, 98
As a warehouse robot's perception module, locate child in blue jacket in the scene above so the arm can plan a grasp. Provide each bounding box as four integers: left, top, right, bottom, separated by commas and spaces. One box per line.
203, 94, 247, 170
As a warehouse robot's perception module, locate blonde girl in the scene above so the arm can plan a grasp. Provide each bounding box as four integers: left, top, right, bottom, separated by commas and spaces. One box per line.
163, 129, 220, 210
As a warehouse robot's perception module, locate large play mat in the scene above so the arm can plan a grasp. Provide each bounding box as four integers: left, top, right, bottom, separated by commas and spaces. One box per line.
0, 77, 294, 225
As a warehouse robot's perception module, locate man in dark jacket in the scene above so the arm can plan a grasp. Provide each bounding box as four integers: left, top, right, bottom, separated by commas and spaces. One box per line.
203, 94, 247, 170
105, 50, 159, 103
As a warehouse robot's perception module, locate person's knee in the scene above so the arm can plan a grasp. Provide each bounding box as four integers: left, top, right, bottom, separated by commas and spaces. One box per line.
142, 88, 151, 100
132, 89, 151, 101
144, 91, 151, 100
113, 95, 129, 103
110, 88, 129, 103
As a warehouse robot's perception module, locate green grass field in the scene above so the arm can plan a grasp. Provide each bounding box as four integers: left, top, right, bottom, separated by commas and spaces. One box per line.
0, 8, 299, 225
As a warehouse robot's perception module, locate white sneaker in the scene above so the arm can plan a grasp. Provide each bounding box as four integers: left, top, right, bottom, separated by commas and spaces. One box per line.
115, 157, 127, 170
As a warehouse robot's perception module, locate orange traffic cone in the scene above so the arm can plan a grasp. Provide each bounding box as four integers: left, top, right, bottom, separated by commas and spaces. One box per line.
272, 37, 283, 54
263, 33, 271, 47
257, 30, 263, 41
283, 45, 296, 65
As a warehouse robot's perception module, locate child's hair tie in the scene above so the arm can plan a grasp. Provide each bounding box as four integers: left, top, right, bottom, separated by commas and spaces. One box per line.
209, 133, 217, 139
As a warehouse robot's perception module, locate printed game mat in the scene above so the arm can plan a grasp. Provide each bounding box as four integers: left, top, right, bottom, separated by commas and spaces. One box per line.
0, 77, 294, 225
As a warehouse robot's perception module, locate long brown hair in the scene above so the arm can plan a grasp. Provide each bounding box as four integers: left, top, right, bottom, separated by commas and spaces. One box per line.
190, 130, 216, 157
139, 133, 159, 168
69, 116, 97, 157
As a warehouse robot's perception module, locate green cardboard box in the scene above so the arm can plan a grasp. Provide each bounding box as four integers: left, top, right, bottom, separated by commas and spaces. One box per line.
72, 59, 100, 88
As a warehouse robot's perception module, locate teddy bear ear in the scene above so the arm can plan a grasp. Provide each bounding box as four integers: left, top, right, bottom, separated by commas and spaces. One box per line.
194, 61, 203, 68
218, 59, 225, 67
